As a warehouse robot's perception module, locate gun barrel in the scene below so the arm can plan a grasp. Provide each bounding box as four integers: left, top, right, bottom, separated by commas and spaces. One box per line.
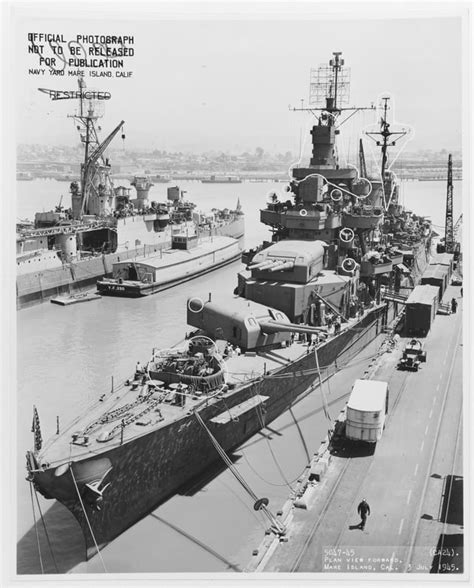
267, 261, 294, 272
248, 259, 274, 270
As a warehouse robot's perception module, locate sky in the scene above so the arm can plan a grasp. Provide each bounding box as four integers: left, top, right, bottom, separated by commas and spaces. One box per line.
11, 2, 467, 154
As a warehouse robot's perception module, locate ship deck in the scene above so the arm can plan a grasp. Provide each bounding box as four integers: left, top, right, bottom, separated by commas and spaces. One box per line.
34, 311, 366, 470
108, 235, 237, 273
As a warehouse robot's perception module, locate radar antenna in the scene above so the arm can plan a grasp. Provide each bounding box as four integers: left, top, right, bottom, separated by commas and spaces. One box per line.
291, 52, 375, 127
310, 51, 350, 113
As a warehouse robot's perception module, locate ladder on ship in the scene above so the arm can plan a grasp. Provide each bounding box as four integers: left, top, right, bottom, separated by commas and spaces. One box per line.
312, 292, 348, 322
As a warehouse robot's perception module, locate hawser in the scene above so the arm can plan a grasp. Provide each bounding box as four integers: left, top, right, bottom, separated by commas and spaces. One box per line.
26, 52, 431, 560
16, 77, 244, 308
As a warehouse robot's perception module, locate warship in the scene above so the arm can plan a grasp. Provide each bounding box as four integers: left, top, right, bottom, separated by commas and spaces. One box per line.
26, 52, 432, 560
16, 78, 244, 309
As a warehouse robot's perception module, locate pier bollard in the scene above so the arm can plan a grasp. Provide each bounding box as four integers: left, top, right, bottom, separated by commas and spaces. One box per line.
309, 461, 327, 482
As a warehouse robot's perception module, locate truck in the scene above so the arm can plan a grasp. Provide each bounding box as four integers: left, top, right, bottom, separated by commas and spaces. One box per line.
405, 285, 439, 337
398, 339, 427, 371
345, 379, 389, 443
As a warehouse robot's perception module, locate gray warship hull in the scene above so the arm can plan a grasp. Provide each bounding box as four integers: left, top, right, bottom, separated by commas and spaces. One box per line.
31, 302, 392, 559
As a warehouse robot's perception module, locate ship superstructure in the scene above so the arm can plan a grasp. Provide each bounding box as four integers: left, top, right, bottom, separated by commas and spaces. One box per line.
241, 58, 431, 311
16, 80, 244, 307
239, 52, 387, 319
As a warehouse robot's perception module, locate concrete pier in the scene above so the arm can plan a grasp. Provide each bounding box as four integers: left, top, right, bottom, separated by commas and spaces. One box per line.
247, 284, 464, 575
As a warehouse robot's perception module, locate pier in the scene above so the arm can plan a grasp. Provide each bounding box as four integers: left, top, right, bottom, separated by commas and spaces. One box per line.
247, 283, 463, 574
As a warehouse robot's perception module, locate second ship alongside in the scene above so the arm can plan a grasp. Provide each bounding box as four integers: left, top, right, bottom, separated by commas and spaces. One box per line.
16, 79, 244, 308
27, 53, 435, 560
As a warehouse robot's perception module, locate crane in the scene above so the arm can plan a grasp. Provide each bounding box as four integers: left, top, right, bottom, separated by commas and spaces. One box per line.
453, 213, 462, 238
444, 153, 454, 253
81, 119, 125, 215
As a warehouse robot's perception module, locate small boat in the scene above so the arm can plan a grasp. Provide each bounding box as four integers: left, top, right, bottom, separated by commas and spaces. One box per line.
50, 292, 102, 306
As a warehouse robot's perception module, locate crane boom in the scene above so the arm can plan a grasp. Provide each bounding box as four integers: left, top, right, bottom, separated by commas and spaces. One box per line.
453, 213, 462, 235
87, 120, 125, 168
81, 120, 125, 215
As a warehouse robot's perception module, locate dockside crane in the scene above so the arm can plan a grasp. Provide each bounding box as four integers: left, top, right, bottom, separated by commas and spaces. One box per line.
444, 153, 454, 253
438, 154, 461, 260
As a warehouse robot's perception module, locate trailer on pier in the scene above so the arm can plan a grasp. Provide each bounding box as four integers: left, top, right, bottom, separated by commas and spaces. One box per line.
405, 284, 439, 336
345, 379, 389, 443
420, 264, 449, 300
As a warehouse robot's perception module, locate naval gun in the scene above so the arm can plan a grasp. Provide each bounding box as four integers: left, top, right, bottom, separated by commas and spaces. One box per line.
187, 296, 327, 352
237, 238, 355, 324
246, 239, 327, 283
249, 259, 296, 273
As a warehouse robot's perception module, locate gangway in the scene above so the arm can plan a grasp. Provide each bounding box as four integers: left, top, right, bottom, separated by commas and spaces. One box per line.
381, 290, 408, 304
437, 302, 451, 315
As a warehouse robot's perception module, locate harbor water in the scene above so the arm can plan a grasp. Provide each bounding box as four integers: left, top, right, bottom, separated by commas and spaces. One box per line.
16, 178, 461, 574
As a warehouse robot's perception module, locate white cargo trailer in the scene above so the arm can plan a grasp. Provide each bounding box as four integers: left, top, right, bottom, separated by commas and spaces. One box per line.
345, 379, 389, 443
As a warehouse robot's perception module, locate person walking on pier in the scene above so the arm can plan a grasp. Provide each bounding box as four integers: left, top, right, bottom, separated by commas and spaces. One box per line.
357, 498, 370, 530
451, 297, 458, 314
